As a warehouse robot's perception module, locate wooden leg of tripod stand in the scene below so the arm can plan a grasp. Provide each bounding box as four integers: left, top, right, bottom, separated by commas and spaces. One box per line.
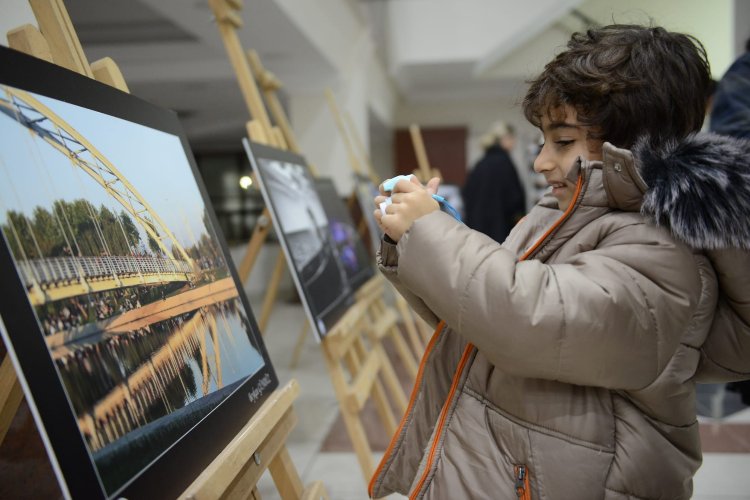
393, 294, 425, 357
268, 446, 304, 500
238, 207, 273, 284
289, 322, 309, 370
258, 250, 286, 333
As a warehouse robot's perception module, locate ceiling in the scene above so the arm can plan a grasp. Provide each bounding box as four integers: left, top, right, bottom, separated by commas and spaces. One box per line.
61, 0, 589, 148
66, 0, 336, 151
58, 0, 738, 151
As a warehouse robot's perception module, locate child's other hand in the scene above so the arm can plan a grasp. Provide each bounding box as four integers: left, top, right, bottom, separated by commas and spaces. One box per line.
374, 176, 441, 242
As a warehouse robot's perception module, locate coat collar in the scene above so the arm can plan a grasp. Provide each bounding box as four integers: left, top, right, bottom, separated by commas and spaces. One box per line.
511, 133, 750, 259
548, 133, 750, 251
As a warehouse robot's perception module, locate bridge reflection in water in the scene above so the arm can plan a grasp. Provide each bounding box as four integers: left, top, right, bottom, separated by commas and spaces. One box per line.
53, 288, 264, 454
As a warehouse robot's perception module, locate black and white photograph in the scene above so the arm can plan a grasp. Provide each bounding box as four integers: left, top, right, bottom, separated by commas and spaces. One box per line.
245, 142, 354, 340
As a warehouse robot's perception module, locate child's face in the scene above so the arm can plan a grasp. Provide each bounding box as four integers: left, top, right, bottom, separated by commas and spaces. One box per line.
534, 105, 603, 211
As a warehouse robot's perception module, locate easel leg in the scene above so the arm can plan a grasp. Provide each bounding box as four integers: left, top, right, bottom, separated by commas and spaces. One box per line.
374, 345, 408, 415
352, 339, 397, 436
388, 324, 418, 379
268, 446, 304, 500
258, 250, 286, 332
289, 322, 309, 370
238, 207, 273, 283
321, 344, 375, 482
394, 294, 425, 356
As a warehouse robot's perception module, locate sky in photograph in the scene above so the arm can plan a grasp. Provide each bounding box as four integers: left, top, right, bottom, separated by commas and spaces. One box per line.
0, 84, 211, 255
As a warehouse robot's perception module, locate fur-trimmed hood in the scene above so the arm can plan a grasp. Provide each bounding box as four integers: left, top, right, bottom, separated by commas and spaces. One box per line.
632, 133, 750, 250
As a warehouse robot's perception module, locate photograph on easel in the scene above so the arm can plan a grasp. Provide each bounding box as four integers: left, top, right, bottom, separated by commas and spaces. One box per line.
0, 46, 277, 499
314, 177, 374, 292
244, 141, 355, 340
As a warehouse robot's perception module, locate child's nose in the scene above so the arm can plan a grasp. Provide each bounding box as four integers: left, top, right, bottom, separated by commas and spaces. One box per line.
533, 147, 554, 174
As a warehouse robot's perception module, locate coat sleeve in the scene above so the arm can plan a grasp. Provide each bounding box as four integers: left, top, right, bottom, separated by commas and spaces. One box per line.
696, 248, 750, 382
395, 211, 701, 390
377, 237, 440, 329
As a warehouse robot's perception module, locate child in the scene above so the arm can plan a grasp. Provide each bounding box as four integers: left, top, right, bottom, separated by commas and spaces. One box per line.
370, 25, 750, 499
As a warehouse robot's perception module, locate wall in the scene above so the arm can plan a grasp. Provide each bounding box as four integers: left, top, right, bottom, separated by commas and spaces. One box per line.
579, 0, 735, 78
290, 29, 397, 196
396, 95, 539, 209
0, 2, 37, 47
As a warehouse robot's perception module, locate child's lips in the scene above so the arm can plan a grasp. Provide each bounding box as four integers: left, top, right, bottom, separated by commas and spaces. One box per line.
548, 180, 567, 195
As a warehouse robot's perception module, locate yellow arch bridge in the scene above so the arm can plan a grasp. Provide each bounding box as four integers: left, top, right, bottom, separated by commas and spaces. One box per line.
18, 255, 194, 306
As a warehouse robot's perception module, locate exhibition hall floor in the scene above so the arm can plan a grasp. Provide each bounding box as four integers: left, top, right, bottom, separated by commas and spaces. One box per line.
249, 294, 750, 500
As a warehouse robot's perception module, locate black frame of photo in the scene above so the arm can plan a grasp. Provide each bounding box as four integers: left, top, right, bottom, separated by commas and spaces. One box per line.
243, 140, 355, 341
0, 45, 278, 499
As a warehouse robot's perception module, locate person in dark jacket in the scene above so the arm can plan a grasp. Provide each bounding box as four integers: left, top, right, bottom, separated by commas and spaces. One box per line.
462, 122, 526, 243
710, 38, 750, 139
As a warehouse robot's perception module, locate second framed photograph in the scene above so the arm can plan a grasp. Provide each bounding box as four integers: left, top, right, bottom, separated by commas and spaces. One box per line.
244, 141, 355, 341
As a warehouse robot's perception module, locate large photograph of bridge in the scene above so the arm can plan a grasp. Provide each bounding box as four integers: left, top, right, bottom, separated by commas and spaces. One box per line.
246, 143, 354, 340
0, 83, 268, 495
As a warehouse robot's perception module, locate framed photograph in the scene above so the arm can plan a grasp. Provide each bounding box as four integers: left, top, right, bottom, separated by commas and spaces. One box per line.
244, 141, 354, 341
0, 46, 278, 499
313, 177, 374, 292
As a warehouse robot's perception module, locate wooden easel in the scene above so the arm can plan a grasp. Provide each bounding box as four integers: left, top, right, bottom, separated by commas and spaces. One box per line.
1, 2, 324, 499
409, 123, 443, 184
209, 0, 413, 486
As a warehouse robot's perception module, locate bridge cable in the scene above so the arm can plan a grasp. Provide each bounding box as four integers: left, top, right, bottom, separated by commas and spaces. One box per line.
23, 112, 90, 289
4, 95, 55, 280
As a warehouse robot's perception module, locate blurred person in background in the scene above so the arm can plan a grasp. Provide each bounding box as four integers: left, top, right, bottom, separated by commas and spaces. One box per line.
710, 38, 750, 139
462, 122, 526, 243
711, 39, 750, 406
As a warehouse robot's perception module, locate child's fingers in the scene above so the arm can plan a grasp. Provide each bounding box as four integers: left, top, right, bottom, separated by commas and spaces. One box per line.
390, 192, 406, 204
374, 195, 388, 206
426, 177, 441, 195
393, 179, 419, 194
384, 202, 399, 215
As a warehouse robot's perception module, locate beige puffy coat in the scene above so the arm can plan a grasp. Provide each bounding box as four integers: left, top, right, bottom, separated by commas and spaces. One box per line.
369, 136, 750, 500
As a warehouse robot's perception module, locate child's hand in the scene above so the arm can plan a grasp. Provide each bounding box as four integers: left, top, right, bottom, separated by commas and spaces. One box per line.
373, 176, 441, 242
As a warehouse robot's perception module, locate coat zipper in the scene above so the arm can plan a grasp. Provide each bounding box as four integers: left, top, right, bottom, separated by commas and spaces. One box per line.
393, 175, 585, 499
368, 321, 445, 497
514, 465, 531, 500
408, 343, 474, 499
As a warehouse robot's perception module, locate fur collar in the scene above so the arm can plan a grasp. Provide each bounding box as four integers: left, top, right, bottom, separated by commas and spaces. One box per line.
633, 133, 750, 250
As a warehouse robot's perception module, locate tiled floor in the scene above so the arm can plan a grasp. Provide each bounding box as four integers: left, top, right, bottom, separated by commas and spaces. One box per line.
245, 283, 750, 500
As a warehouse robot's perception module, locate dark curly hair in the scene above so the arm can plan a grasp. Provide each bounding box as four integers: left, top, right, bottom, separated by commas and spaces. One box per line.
523, 24, 711, 148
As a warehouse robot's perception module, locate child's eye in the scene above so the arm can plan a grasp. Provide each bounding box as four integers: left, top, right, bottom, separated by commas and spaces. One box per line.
555, 140, 574, 147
